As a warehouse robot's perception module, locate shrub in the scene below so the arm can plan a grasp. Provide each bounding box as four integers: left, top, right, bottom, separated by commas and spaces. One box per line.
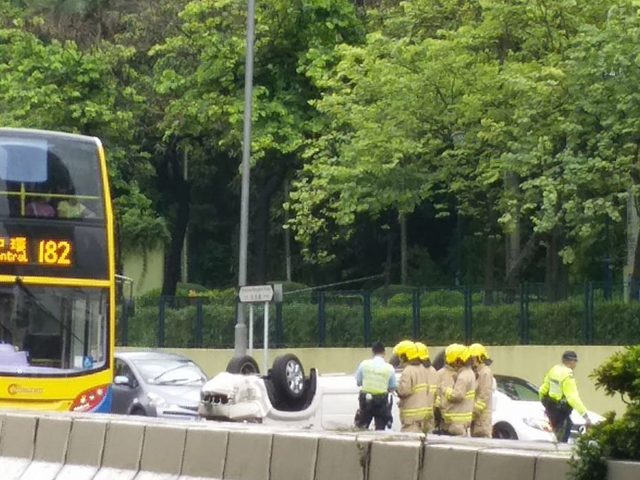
117, 294, 640, 348
570, 347, 640, 480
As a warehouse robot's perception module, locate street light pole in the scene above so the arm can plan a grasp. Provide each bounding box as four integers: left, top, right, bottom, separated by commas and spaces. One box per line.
235, 0, 256, 357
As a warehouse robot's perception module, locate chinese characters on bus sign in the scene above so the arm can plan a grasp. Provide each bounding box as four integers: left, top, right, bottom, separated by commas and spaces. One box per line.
0, 237, 73, 267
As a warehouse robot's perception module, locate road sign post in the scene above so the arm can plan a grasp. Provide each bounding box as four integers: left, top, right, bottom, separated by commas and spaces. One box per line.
238, 285, 280, 372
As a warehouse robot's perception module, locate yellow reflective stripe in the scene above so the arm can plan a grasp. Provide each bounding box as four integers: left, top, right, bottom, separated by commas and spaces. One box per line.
443, 412, 473, 422
466, 391, 476, 399
445, 387, 454, 400
475, 401, 486, 412
429, 385, 438, 392
400, 407, 429, 419
423, 407, 434, 416
412, 383, 428, 393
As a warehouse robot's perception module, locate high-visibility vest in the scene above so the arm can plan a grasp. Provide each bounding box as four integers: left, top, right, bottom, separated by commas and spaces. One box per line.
546, 365, 572, 401
540, 364, 587, 416
361, 359, 393, 395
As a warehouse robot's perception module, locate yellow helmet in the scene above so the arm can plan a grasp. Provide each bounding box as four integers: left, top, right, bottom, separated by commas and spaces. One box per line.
469, 343, 489, 360
445, 343, 470, 364
415, 342, 430, 361
393, 340, 418, 361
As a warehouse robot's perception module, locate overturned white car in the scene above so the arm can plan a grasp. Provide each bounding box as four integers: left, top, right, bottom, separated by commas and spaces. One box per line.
198, 354, 601, 442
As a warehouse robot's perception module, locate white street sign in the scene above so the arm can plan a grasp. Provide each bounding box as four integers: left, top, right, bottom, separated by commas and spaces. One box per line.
238, 285, 274, 303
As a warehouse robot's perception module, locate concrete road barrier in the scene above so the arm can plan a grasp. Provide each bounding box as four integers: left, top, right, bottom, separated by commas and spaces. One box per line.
94, 420, 145, 480
179, 428, 228, 480
57, 419, 107, 480
270, 432, 318, 480
20, 416, 71, 480
0, 413, 37, 480
0, 411, 638, 480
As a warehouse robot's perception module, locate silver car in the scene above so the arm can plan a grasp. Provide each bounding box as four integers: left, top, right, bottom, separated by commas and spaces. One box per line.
112, 351, 207, 419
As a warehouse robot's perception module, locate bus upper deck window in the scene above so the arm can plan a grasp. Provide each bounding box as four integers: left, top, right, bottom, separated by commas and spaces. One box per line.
0, 141, 48, 183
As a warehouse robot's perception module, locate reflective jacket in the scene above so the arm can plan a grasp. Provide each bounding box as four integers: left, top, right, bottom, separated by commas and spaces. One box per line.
474, 363, 493, 416
397, 363, 429, 421
439, 365, 476, 424
539, 364, 587, 416
423, 364, 439, 418
356, 357, 396, 395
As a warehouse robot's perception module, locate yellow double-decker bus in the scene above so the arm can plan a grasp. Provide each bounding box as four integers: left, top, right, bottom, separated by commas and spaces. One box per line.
0, 128, 115, 413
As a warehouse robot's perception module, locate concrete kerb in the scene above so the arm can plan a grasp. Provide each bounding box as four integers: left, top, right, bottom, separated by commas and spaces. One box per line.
20, 415, 72, 480
534, 452, 572, 480
368, 440, 422, 480
0, 412, 37, 480
314, 433, 373, 480
57, 418, 108, 480
136, 423, 188, 480
179, 427, 229, 480
608, 460, 640, 480
93, 419, 146, 480
222, 428, 273, 480
269, 431, 320, 480
475, 448, 537, 480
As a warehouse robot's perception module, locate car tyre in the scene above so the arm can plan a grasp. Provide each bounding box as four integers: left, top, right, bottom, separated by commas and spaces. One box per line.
130, 407, 146, 416
492, 422, 518, 440
271, 354, 305, 401
226, 355, 260, 375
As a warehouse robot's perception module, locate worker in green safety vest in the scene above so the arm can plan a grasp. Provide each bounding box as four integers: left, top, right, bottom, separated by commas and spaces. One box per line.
539, 350, 591, 443
354, 341, 397, 430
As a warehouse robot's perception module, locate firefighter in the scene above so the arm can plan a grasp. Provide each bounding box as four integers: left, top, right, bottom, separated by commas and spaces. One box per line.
437, 343, 476, 436
469, 343, 493, 438
395, 341, 429, 433
415, 341, 438, 434
354, 341, 397, 430
539, 350, 591, 443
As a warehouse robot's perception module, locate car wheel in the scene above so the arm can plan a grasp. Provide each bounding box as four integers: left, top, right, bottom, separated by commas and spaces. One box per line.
272, 354, 305, 400
226, 355, 260, 375
493, 422, 518, 440
130, 407, 146, 416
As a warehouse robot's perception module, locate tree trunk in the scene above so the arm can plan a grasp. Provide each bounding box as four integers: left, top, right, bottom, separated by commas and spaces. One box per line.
505, 232, 540, 286
382, 229, 395, 307
284, 181, 292, 282
629, 146, 640, 299
161, 141, 190, 297
505, 172, 521, 277
484, 235, 495, 305
399, 212, 407, 285
544, 227, 568, 302
253, 171, 286, 284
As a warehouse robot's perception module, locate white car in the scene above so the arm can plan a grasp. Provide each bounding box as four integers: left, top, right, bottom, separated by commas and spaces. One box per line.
198, 354, 602, 442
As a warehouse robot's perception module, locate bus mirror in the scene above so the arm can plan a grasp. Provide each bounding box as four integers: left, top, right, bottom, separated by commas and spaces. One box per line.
114, 375, 131, 387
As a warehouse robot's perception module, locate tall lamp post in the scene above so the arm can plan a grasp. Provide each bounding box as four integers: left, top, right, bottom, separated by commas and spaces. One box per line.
235, 0, 256, 357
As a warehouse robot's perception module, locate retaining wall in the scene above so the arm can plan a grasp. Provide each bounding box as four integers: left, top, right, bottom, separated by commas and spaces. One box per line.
117, 346, 627, 416
0, 411, 638, 480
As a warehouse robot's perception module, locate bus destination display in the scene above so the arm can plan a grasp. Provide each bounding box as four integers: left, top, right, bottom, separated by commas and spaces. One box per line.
0, 237, 72, 267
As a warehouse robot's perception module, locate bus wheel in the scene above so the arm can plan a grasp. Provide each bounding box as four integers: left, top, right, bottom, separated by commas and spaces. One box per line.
130, 407, 146, 416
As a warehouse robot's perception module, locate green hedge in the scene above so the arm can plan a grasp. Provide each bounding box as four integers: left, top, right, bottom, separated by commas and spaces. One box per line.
117, 296, 640, 348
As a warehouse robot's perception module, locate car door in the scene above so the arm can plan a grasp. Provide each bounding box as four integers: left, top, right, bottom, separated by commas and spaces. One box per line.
111, 358, 140, 414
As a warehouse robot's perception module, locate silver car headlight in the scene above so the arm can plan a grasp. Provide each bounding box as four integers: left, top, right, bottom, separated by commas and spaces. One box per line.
523, 417, 553, 432
148, 392, 170, 408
